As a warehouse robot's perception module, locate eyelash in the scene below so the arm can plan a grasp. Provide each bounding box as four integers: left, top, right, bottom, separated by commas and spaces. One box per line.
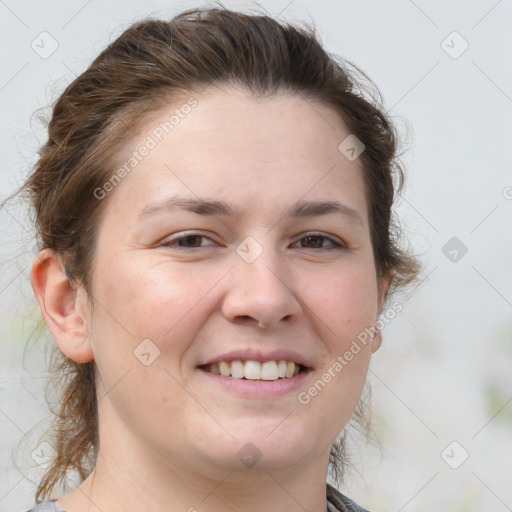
161, 232, 346, 251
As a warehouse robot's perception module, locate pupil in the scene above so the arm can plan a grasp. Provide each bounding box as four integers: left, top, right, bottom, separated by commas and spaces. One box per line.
180, 235, 201, 247
305, 236, 321, 248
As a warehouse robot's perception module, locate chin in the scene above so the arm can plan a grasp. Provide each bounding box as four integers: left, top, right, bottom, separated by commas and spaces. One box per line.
208, 427, 316, 471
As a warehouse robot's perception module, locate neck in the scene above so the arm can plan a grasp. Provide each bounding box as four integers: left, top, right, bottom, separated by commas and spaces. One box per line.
56, 422, 331, 512
56, 390, 333, 512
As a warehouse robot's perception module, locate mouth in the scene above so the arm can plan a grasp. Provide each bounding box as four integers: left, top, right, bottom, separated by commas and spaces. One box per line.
198, 360, 309, 381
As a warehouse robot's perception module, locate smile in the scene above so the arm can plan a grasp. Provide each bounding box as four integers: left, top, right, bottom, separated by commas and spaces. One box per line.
199, 360, 307, 381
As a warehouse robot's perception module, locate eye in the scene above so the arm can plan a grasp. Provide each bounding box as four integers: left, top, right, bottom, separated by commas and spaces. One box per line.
161, 233, 217, 249
291, 233, 345, 250
160, 232, 345, 251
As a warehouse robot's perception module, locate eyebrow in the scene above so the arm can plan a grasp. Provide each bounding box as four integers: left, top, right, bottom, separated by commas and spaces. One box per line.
138, 197, 363, 225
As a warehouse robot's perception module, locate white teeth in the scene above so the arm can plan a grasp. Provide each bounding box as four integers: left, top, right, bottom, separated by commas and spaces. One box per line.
261, 361, 279, 380
219, 361, 230, 377
285, 362, 295, 378
230, 360, 245, 379
244, 360, 261, 380
204, 359, 302, 380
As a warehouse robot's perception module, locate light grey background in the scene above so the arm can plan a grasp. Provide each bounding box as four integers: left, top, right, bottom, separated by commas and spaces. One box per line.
1, 1, 511, 511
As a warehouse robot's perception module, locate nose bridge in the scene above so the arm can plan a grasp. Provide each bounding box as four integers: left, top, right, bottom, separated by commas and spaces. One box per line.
222, 236, 302, 326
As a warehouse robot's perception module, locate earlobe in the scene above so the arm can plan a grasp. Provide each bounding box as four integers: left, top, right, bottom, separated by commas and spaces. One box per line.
372, 271, 391, 354
31, 249, 93, 363
377, 271, 392, 313
371, 329, 382, 353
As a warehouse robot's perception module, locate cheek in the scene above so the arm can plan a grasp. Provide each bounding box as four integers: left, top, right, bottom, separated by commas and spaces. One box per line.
302, 258, 379, 342
87, 260, 205, 427
296, 254, 378, 414
128, 264, 229, 339
302, 264, 377, 428
91, 257, 227, 352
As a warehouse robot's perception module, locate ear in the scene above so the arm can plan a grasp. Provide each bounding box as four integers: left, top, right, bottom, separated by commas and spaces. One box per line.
30, 248, 93, 363
371, 271, 392, 354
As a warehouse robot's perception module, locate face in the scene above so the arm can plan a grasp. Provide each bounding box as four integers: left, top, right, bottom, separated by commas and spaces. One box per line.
85, 85, 386, 478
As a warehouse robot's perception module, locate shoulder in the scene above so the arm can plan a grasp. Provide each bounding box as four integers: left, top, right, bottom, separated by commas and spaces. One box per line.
23, 501, 66, 512
327, 483, 371, 512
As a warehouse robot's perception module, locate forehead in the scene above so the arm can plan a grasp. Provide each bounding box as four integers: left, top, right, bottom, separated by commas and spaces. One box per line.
102, 86, 368, 224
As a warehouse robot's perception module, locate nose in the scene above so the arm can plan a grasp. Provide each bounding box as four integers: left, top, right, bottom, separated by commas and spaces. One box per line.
221, 244, 303, 329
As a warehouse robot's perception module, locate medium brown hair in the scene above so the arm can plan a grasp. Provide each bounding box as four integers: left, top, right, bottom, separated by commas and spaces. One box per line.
16, 5, 419, 500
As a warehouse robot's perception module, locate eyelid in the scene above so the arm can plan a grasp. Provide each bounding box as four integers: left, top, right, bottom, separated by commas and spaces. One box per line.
290, 231, 346, 249
160, 231, 347, 250
160, 231, 219, 248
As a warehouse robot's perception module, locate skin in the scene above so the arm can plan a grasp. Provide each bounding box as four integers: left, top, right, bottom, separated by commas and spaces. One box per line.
31, 85, 388, 512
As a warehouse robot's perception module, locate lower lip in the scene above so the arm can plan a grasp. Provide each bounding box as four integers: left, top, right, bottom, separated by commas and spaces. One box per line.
196, 367, 312, 398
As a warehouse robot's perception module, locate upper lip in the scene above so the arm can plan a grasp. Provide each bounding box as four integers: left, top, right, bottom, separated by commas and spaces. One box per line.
198, 348, 313, 368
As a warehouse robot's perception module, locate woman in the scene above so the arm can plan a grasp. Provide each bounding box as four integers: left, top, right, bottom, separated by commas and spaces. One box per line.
21, 6, 419, 512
